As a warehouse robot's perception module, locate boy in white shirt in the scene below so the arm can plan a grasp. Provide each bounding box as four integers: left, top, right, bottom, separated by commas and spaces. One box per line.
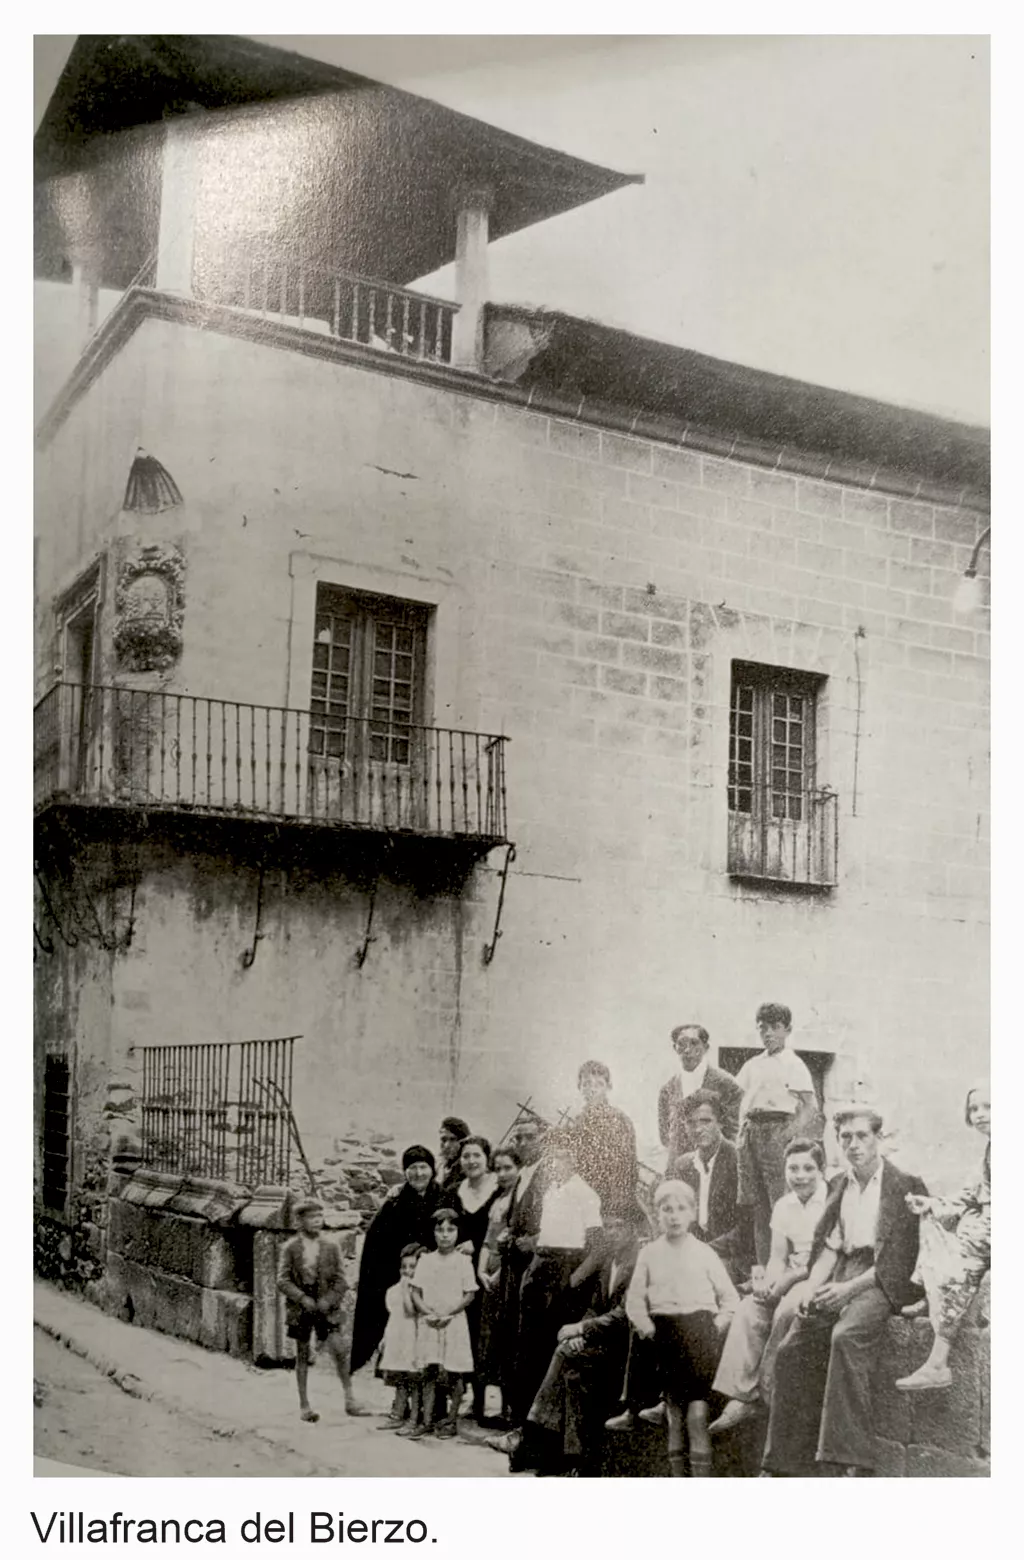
625, 1179, 737, 1477
709, 1136, 827, 1436
736, 1002, 822, 1266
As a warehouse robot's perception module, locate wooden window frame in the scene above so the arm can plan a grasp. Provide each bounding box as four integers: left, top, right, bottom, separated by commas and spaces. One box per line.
727, 660, 836, 889
308, 585, 429, 765
729, 661, 822, 824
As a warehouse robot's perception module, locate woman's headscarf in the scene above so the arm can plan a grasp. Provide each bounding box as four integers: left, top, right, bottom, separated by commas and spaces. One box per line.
349, 1144, 441, 1373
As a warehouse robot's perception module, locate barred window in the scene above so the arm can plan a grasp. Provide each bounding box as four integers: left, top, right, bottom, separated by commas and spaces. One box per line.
309, 588, 428, 765
42, 1054, 70, 1215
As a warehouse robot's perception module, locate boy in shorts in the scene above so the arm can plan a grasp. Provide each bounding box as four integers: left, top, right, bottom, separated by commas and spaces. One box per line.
277, 1198, 367, 1423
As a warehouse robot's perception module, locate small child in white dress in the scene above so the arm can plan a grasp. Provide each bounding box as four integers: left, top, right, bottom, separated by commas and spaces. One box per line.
377, 1244, 424, 1435
409, 1207, 478, 1439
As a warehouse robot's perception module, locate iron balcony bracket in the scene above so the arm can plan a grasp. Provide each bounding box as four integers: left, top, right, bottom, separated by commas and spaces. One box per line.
482, 842, 517, 966
355, 874, 381, 969
241, 861, 267, 969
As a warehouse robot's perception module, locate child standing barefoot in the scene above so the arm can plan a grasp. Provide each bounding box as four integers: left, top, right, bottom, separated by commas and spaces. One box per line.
625, 1180, 737, 1477
409, 1208, 478, 1439
378, 1245, 424, 1434
277, 1199, 367, 1423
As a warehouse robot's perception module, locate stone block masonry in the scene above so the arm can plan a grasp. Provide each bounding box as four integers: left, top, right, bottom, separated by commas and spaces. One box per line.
35, 318, 989, 1258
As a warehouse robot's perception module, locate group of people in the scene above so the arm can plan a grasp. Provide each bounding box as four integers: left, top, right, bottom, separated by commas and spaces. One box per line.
277, 1002, 991, 1477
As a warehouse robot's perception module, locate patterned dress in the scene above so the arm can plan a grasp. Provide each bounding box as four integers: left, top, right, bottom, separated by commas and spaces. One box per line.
915, 1143, 990, 1340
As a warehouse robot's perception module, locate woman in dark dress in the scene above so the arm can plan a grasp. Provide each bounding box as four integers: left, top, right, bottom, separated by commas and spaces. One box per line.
349, 1145, 441, 1375
453, 1135, 500, 1419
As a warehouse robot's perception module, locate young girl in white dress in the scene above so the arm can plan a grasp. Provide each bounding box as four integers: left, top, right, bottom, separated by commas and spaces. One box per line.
377, 1244, 424, 1434
409, 1207, 478, 1438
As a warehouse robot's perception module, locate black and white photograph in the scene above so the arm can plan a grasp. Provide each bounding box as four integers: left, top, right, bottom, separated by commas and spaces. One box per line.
32, 31, 990, 1484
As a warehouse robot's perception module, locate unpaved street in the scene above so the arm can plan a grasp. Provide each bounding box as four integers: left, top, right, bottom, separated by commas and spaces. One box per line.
35, 1332, 325, 1477
34, 1327, 507, 1478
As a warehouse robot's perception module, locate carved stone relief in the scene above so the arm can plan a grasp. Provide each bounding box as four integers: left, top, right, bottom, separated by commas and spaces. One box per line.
113, 544, 186, 673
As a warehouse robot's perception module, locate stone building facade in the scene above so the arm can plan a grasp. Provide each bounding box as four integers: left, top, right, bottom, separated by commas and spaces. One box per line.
35, 40, 988, 1325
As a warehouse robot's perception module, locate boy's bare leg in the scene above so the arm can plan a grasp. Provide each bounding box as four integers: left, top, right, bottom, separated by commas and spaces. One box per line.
325, 1331, 368, 1414
295, 1340, 319, 1422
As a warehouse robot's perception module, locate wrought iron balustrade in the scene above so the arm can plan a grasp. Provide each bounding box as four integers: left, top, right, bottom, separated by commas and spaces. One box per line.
727, 783, 838, 888
139, 1036, 295, 1186
194, 253, 459, 364
34, 682, 509, 843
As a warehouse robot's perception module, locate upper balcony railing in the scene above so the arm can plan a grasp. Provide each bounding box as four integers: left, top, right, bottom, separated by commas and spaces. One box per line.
35, 683, 508, 845
193, 254, 460, 366
728, 784, 838, 889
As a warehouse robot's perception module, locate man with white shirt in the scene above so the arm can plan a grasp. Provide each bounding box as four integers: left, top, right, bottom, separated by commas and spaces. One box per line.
514, 1213, 643, 1475
761, 1108, 927, 1477
735, 1002, 823, 1265
515, 1132, 603, 1440
658, 1025, 744, 1174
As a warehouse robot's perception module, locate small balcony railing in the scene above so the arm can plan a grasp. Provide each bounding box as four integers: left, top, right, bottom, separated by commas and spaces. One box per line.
35, 683, 508, 844
727, 785, 838, 889
193, 253, 459, 365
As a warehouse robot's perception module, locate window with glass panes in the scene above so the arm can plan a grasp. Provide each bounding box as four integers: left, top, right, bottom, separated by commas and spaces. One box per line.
309, 587, 428, 763
728, 663, 820, 822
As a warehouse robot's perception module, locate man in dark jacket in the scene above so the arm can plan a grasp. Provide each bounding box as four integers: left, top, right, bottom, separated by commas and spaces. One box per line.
516, 1213, 642, 1475
675, 1091, 754, 1283
658, 1025, 744, 1174
762, 1108, 927, 1477
277, 1199, 366, 1423
489, 1116, 549, 1444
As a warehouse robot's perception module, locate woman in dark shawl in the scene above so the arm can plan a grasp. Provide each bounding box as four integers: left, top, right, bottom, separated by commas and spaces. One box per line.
349, 1145, 441, 1374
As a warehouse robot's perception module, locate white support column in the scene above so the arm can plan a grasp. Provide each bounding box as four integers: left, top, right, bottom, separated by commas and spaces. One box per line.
450, 189, 492, 372
72, 260, 99, 348
156, 116, 201, 295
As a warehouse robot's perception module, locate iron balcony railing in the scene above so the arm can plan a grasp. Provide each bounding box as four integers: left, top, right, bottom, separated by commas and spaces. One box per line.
727, 784, 838, 888
35, 682, 509, 843
193, 252, 459, 365
139, 1037, 295, 1187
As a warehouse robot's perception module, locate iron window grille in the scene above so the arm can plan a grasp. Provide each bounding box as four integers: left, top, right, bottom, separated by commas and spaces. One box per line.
139, 1037, 296, 1187
42, 1054, 71, 1215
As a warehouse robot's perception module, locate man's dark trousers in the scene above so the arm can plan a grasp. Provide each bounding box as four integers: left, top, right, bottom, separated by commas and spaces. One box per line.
762, 1251, 892, 1474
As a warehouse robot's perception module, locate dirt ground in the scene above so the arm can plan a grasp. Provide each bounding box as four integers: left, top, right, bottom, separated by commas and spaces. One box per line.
34, 1331, 345, 1478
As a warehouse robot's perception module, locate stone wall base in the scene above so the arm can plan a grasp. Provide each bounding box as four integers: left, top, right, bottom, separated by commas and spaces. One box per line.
603, 1298, 990, 1477
98, 1251, 252, 1358
107, 1198, 246, 1291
